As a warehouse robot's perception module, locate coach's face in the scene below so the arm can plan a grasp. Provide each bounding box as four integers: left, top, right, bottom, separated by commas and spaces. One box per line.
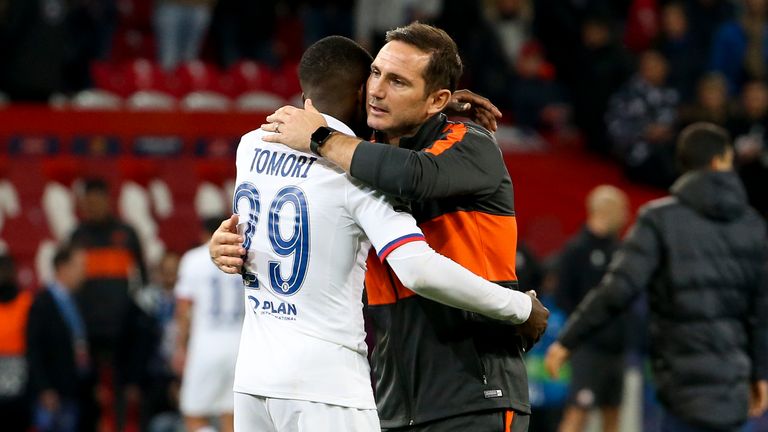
367, 41, 450, 143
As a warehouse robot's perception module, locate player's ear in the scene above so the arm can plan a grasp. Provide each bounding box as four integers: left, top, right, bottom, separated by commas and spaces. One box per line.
426, 89, 452, 116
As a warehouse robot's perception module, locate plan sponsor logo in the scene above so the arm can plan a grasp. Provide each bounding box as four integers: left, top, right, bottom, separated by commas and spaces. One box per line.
248, 295, 297, 321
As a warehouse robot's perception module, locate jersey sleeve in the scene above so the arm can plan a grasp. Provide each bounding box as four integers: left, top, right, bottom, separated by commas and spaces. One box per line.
345, 178, 425, 262
174, 252, 198, 301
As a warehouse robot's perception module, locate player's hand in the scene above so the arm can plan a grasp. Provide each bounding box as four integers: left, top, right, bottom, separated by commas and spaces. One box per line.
544, 342, 570, 379
210, 214, 245, 274
444, 89, 502, 132
262, 99, 328, 152
749, 379, 768, 417
516, 290, 549, 350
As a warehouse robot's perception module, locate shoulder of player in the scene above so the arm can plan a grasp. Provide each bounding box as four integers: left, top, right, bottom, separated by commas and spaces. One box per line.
427, 120, 497, 154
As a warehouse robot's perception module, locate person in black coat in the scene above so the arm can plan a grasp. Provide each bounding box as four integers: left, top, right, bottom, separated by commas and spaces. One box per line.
554, 185, 629, 432
545, 122, 768, 431
26, 245, 97, 432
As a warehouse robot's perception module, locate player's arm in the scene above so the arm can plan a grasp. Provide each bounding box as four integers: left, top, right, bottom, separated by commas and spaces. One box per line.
349, 183, 546, 328
172, 254, 195, 377
172, 298, 192, 377
383, 240, 546, 326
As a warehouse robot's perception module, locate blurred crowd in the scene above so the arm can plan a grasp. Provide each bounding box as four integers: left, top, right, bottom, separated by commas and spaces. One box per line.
0, 0, 767, 212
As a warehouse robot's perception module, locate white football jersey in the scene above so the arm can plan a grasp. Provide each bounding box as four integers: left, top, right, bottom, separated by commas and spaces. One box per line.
232, 115, 424, 409
176, 244, 244, 361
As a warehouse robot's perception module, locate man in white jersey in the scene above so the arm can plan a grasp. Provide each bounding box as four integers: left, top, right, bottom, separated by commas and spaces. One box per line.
220, 36, 548, 432
174, 218, 244, 432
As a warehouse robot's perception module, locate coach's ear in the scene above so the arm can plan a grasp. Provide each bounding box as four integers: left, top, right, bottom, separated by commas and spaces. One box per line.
426, 89, 452, 117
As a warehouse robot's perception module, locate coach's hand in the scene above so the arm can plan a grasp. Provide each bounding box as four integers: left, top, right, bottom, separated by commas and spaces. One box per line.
544, 342, 570, 379
210, 214, 245, 274
262, 99, 328, 152
445, 89, 502, 132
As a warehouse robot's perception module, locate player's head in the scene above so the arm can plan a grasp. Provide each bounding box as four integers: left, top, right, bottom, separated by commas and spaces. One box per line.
586, 185, 629, 237
80, 177, 111, 223
298, 36, 373, 135
367, 22, 463, 142
676, 122, 733, 173
53, 244, 86, 292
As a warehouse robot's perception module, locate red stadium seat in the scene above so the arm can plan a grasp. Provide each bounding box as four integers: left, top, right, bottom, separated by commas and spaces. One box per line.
174, 60, 224, 96
268, 62, 301, 99
227, 61, 273, 96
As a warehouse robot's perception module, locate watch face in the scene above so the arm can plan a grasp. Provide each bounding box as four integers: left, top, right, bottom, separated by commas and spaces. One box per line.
312, 127, 333, 144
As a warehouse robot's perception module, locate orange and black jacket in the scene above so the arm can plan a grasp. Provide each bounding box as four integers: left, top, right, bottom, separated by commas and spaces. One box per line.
350, 113, 530, 428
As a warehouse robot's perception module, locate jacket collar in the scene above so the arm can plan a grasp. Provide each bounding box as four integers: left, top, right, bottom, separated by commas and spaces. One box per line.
373, 113, 448, 151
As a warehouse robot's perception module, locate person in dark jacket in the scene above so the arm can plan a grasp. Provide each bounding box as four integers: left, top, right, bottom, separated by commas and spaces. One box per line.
27, 245, 97, 432
545, 122, 768, 431
554, 185, 629, 432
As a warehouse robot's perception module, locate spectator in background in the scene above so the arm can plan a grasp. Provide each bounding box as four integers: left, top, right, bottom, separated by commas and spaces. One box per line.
354, 0, 441, 53
606, 49, 679, 188
134, 251, 181, 432
487, 0, 533, 70
154, 0, 216, 71
509, 40, 569, 132
728, 80, 768, 220
65, 0, 117, 91
0, 0, 70, 101
623, 0, 660, 53
435, 0, 514, 109
570, 16, 633, 155
677, 72, 731, 128
0, 254, 32, 432
554, 185, 629, 432
546, 122, 768, 431
686, 0, 735, 54
655, 2, 707, 103
709, 0, 768, 95
301, 0, 354, 49
69, 178, 147, 430
174, 218, 242, 432
209, 0, 279, 68
27, 245, 97, 432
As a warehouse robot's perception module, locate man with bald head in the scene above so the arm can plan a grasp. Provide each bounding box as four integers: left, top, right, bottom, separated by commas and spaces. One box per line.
553, 185, 629, 432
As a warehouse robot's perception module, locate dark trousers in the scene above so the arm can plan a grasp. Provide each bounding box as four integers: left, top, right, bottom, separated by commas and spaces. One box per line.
661, 410, 745, 432
383, 410, 529, 432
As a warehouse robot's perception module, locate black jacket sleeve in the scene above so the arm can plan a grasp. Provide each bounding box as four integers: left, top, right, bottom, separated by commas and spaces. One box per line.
749, 255, 768, 381
349, 127, 506, 201
558, 209, 662, 350
26, 296, 52, 394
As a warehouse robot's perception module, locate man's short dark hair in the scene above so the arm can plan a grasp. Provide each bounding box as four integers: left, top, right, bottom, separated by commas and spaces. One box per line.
298, 36, 373, 95
676, 122, 732, 172
385, 22, 463, 94
53, 244, 79, 271
83, 178, 109, 194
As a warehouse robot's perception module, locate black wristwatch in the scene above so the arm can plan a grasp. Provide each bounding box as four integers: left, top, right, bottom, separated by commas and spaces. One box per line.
310, 126, 336, 156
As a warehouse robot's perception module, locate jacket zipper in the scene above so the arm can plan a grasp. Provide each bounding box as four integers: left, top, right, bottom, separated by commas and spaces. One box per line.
386, 268, 415, 426
473, 341, 488, 385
